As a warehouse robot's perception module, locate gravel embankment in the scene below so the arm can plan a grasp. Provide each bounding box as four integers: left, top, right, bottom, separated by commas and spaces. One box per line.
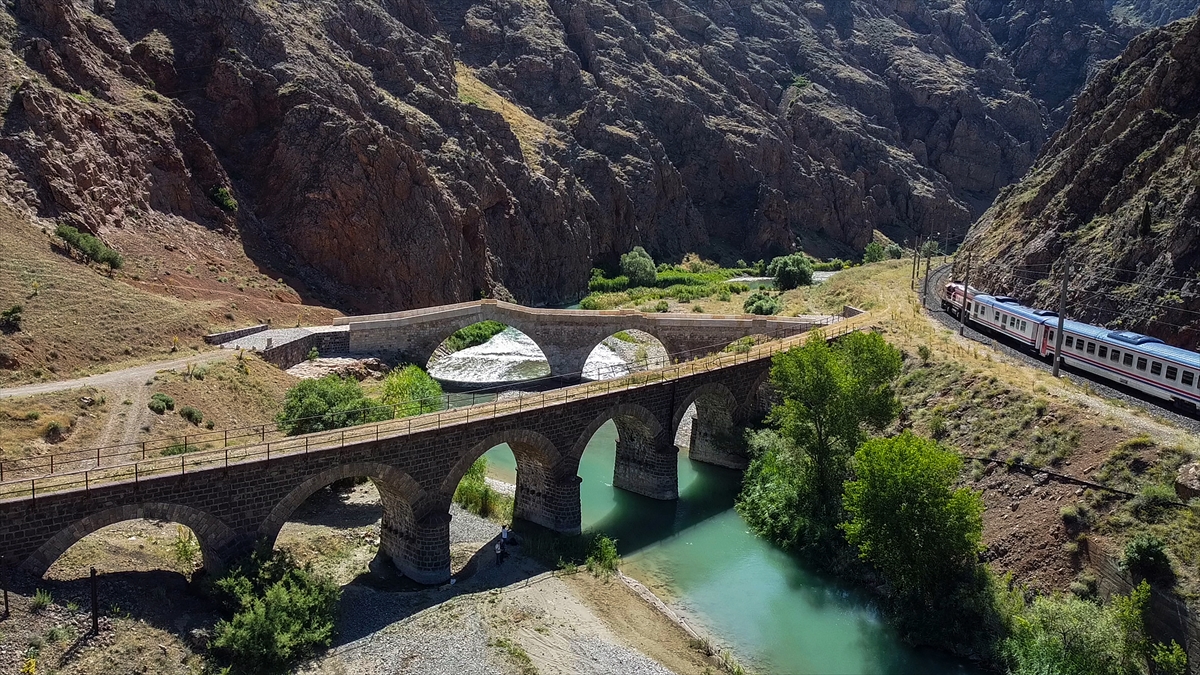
449, 503, 501, 544
921, 264, 1200, 433
569, 636, 678, 675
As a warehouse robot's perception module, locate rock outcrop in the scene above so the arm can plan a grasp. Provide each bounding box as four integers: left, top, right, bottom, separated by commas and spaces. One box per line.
963, 15, 1200, 347
0, 0, 1191, 311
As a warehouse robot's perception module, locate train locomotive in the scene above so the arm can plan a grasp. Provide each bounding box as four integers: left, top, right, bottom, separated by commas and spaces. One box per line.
941, 282, 1200, 411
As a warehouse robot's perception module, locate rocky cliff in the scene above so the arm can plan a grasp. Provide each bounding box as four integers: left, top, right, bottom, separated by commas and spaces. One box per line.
0, 0, 1188, 311
963, 15, 1200, 346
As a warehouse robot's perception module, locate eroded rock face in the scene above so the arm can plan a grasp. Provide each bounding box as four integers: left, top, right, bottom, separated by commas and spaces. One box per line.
0, 0, 1187, 311
963, 16, 1200, 347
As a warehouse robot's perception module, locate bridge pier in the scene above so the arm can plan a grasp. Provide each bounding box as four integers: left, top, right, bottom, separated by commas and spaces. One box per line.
515, 473, 582, 534
613, 432, 678, 501
393, 511, 451, 585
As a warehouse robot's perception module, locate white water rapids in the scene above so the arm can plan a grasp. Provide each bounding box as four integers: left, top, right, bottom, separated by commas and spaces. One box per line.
427, 327, 656, 384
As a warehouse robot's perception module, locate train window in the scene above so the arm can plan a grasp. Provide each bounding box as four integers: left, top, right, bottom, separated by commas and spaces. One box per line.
1048, 330, 1055, 342
1137, 357, 1147, 371
1002, 315, 1008, 325
1110, 349, 1120, 362
1076, 340, 1084, 352
1166, 366, 1178, 380
994, 311, 1000, 321
1184, 371, 1195, 386
1086, 342, 1095, 354
1124, 353, 1134, 366
1065, 336, 1074, 347
1098, 346, 1108, 358
1151, 361, 1162, 376
1021, 321, 1028, 331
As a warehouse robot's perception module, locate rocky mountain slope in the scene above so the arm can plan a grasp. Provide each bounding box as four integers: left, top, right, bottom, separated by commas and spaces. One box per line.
0, 0, 1191, 311
963, 15, 1200, 346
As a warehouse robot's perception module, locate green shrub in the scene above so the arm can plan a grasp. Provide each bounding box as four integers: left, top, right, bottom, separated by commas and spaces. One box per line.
654, 300, 669, 313
718, 289, 732, 302
863, 241, 885, 263
209, 186, 239, 212
380, 365, 444, 418
585, 535, 620, 575
148, 393, 175, 415
588, 275, 630, 293
766, 253, 813, 289
211, 551, 339, 674
306, 347, 319, 361
812, 258, 850, 272
42, 420, 65, 441
180, 406, 203, 425
726, 282, 750, 294
620, 246, 657, 287
885, 243, 904, 259
276, 375, 388, 435
442, 321, 506, 353
917, 344, 932, 363
1130, 483, 1177, 521
928, 413, 947, 439
0, 304, 22, 332
173, 526, 200, 567
791, 74, 811, 89
161, 441, 194, 456
1120, 532, 1173, 582
30, 589, 52, 613
54, 224, 123, 269
612, 331, 637, 343
692, 304, 704, 312
1150, 641, 1188, 675
743, 291, 781, 315
452, 457, 513, 522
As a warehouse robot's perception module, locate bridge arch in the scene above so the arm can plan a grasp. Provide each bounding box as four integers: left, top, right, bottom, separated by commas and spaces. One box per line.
581, 329, 670, 380
21, 502, 238, 577
260, 462, 440, 583
440, 429, 578, 534
571, 403, 676, 500
426, 321, 553, 386
672, 382, 746, 469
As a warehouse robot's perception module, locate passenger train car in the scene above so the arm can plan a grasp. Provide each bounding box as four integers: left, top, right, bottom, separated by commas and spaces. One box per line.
941, 282, 1200, 410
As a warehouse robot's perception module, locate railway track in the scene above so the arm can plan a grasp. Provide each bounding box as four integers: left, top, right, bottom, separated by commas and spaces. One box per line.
920, 263, 1200, 433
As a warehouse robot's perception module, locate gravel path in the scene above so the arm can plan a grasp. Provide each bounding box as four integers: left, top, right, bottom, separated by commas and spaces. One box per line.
922, 264, 1200, 433
0, 350, 231, 399
449, 503, 501, 544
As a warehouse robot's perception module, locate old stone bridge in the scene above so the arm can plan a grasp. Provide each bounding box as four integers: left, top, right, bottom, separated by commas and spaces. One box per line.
1, 308, 870, 585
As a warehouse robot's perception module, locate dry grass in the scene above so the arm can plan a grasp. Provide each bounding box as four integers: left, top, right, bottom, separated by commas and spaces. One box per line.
455, 63, 559, 166
0, 203, 341, 387
0, 388, 111, 463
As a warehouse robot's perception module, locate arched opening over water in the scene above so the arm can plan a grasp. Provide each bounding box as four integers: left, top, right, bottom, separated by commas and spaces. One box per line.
426, 321, 551, 388
581, 329, 669, 380
260, 463, 428, 583
672, 383, 746, 469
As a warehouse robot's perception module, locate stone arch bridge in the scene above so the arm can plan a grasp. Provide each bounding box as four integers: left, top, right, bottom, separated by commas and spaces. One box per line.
1, 308, 870, 585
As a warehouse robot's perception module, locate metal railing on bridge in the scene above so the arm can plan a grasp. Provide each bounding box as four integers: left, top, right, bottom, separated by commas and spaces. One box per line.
0, 313, 872, 502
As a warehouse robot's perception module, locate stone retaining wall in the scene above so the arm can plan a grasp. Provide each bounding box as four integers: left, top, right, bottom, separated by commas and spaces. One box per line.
203, 324, 268, 345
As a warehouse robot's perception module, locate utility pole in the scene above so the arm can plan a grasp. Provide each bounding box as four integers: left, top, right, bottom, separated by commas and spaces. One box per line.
922, 249, 932, 304
1052, 258, 1071, 378
911, 237, 921, 289
959, 252, 972, 335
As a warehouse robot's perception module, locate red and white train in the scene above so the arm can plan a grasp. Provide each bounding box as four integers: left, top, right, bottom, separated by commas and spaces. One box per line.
941, 282, 1200, 410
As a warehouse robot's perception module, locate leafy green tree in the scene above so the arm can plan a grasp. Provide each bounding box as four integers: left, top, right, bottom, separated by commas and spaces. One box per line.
738, 332, 902, 547
276, 375, 388, 435
885, 243, 904, 259
766, 253, 813, 290
1002, 581, 1156, 675
742, 291, 781, 315
620, 246, 657, 287
841, 431, 983, 601
863, 241, 885, 263
381, 365, 445, 418
211, 551, 339, 674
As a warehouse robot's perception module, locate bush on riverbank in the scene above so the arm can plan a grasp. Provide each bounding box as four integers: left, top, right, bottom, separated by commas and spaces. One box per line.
380, 365, 444, 418
276, 375, 389, 435
442, 321, 506, 353
585, 535, 620, 576
453, 457, 513, 522
209, 550, 339, 674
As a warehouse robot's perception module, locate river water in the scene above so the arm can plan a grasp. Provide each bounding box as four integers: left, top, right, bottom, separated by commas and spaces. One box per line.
432, 319, 981, 674
480, 429, 982, 675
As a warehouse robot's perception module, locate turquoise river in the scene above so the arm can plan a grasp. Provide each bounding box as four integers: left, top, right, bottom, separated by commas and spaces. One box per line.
477, 422, 985, 675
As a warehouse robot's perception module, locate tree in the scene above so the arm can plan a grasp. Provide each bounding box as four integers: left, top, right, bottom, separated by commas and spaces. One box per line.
739, 331, 902, 547
885, 243, 904, 259
766, 253, 813, 290
1002, 581, 1159, 675
620, 246, 657, 287
863, 241, 885, 263
381, 365, 445, 418
841, 431, 983, 601
276, 375, 388, 435
742, 291, 781, 315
